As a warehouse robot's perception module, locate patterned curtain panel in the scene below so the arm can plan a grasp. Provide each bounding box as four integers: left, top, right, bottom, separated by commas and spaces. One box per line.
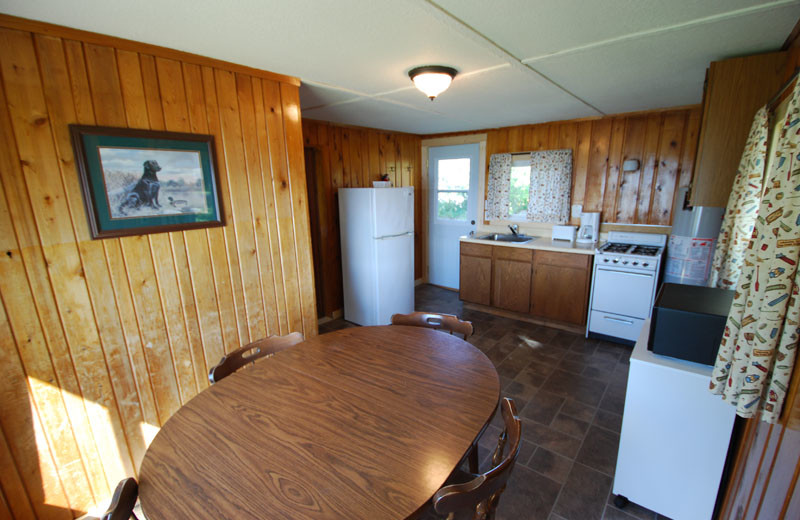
527, 149, 572, 223
485, 153, 511, 220
710, 81, 800, 423
708, 107, 769, 290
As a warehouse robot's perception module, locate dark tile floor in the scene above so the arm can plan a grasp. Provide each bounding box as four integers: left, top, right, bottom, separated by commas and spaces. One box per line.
319, 285, 671, 520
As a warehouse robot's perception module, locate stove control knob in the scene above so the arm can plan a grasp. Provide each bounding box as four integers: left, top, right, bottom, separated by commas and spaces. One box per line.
643, 262, 649, 267
603, 258, 609, 262
622, 260, 628, 265
613, 258, 619, 263
633, 261, 639, 266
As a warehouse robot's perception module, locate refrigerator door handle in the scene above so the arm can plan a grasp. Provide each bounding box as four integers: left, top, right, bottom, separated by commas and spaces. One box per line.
375, 231, 414, 240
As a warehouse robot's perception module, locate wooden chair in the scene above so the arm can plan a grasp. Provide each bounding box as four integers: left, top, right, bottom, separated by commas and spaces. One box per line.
432, 398, 521, 520
87, 477, 138, 520
208, 332, 304, 384
390, 312, 474, 339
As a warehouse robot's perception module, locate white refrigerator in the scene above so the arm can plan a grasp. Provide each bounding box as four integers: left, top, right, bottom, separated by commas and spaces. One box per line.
339, 187, 414, 326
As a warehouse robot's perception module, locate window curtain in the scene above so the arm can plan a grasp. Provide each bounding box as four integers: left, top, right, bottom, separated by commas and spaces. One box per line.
708, 107, 769, 290
710, 80, 800, 423
527, 149, 572, 223
485, 153, 511, 220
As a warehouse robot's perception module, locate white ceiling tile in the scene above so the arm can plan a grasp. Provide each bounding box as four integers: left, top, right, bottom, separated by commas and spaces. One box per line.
299, 83, 360, 110
530, 4, 799, 114
380, 66, 597, 129
432, 0, 790, 59
302, 97, 474, 134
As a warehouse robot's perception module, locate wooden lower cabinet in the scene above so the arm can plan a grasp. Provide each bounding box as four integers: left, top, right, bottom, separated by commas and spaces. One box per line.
530, 251, 591, 326
459, 242, 492, 305
492, 247, 532, 313
459, 242, 593, 327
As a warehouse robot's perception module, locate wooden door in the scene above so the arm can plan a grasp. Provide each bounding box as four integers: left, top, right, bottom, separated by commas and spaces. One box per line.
459, 242, 492, 305
491, 247, 532, 313
531, 251, 591, 325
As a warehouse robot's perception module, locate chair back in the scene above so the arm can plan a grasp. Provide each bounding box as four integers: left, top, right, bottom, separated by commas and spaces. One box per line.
432, 398, 521, 520
100, 477, 138, 520
208, 332, 304, 384
390, 312, 474, 339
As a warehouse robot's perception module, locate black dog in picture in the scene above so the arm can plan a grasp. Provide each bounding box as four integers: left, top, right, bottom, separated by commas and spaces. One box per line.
118, 160, 162, 215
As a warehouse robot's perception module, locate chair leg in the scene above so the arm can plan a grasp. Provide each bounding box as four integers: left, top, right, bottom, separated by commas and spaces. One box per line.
468, 442, 480, 473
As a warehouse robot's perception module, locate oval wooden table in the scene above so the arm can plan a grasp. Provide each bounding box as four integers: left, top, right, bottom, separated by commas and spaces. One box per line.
138, 325, 500, 519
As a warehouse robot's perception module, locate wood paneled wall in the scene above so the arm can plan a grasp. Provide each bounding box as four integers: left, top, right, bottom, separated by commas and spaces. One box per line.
301, 119, 422, 317
0, 17, 315, 519
427, 107, 701, 226
483, 107, 702, 225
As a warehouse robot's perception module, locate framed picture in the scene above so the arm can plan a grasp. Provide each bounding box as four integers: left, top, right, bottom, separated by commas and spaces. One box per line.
69, 125, 224, 239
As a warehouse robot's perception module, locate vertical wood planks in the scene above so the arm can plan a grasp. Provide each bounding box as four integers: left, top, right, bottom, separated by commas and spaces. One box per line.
583, 119, 613, 212
301, 120, 422, 316
616, 117, 647, 223
649, 112, 686, 225
479, 108, 701, 225
0, 20, 316, 518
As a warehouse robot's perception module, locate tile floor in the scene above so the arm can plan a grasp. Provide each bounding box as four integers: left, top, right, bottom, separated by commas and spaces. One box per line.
319, 284, 671, 520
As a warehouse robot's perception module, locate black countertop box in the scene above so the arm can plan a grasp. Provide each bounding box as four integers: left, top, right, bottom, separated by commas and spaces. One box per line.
648, 283, 734, 366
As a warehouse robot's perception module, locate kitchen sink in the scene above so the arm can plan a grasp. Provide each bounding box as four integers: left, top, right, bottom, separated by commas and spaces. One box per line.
476, 233, 535, 243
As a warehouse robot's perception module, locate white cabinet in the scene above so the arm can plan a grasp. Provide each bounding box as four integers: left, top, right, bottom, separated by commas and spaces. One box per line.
613, 321, 736, 520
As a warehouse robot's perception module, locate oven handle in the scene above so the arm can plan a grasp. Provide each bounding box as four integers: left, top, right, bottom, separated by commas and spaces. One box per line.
597, 267, 653, 278
603, 316, 635, 325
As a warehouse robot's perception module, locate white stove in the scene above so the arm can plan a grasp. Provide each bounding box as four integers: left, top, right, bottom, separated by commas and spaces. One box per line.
587, 232, 666, 343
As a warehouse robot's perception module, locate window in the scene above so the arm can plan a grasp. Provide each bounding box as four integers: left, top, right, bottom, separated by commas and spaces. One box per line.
436, 158, 470, 220
508, 158, 531, 220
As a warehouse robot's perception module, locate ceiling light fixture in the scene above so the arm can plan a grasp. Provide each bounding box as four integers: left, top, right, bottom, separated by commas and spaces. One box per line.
408, 65, 457, 100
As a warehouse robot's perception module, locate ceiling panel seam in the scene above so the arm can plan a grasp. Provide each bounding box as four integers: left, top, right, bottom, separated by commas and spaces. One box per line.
420, 0, 605, 115
521, 0, 800, 64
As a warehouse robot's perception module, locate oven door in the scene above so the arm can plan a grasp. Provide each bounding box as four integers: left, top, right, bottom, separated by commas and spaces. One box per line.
591, 266, 655, 319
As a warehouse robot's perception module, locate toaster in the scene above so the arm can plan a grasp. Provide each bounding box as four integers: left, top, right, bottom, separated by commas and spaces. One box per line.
552, 225, 577, 242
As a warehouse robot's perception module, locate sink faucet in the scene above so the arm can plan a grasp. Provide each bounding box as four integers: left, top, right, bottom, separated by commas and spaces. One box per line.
508, 224, 519, 236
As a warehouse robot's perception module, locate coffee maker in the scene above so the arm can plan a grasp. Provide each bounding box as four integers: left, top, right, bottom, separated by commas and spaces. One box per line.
576, 212, 600, 244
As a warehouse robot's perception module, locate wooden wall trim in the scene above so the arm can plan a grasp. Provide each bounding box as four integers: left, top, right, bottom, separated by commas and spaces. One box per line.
0, 13, 300, 87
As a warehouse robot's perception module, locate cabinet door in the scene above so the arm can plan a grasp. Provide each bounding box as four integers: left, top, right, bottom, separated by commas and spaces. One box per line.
492, 257, 532, 313
691, 52, 786, 207
460, 254, 491, 305
531, 252, 591, 325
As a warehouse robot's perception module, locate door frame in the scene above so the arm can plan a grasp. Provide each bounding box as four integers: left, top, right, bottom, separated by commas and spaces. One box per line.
421, 134, 487, 283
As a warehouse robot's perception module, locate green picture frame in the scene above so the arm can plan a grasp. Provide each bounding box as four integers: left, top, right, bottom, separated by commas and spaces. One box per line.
69, 125, 224, 239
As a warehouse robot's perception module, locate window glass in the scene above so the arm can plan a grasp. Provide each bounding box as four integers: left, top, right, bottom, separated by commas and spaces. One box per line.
436, 158, 470, 221
437, 159, 470, 190
508, 163, 531, 220
437, 192, 468, 220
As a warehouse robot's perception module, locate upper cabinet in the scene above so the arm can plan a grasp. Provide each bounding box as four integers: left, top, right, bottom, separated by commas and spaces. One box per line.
690, 52, 787, 207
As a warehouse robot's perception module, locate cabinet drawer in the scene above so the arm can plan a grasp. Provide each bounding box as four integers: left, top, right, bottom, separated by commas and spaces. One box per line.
535, 250, 590, 269
461, 242, 493, 258
493, 246, 532, 262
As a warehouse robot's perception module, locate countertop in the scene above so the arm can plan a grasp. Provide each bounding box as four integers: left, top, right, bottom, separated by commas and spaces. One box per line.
459, 235, 596, 255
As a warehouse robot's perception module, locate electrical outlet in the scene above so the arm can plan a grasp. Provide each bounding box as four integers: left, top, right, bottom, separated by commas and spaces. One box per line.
571, 204, 583, 218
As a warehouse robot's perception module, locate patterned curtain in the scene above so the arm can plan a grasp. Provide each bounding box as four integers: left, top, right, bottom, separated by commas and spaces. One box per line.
710, 81, 800, 423
527, 149, 572, 223
708, 107, 769, 290
485, 153, 511, 220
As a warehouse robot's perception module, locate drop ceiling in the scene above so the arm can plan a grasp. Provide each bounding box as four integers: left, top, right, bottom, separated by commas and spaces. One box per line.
2, 0, 799, 134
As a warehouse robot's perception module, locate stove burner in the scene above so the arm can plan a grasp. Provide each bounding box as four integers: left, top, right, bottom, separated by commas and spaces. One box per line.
599, 242, 663, 256
630, 245, 661, 256
601, 243, 634, 254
